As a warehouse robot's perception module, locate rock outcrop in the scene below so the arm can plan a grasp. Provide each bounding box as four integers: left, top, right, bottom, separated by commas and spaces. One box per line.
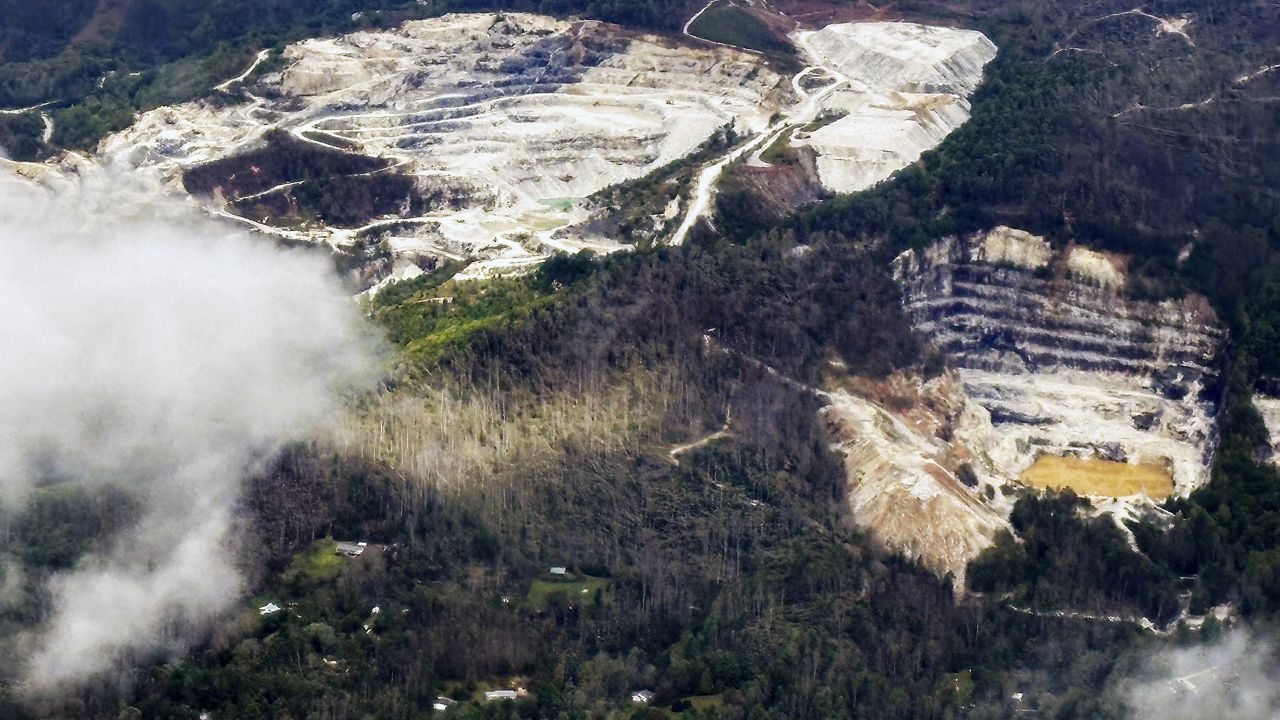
794, 22, 997, 95
97, 13, 791, 277
66, 15, 999, 281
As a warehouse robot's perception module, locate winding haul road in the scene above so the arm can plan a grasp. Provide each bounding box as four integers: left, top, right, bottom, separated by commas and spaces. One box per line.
670, 19, 850, 245
215, 50, 271, 92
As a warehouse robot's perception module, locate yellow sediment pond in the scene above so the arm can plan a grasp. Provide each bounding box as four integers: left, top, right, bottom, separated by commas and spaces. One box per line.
1021, 455, 1174, 499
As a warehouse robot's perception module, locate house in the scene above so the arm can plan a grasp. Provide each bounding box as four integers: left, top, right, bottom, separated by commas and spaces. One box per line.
335, 541, 367, 557
432, 696, 456, 711
258, 602, 281, 616
631, 690, 655, 704
549, 566, 567, 576
484, 690, 519, 701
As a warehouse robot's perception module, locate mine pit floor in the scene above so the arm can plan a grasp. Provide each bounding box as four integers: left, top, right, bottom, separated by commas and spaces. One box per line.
1021, 455, 1173, 499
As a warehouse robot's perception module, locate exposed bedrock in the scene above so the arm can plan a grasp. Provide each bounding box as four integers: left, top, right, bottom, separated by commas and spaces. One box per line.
893, 230, 1222, 392
796, 21, 997, 95
892, 228, 1223, 494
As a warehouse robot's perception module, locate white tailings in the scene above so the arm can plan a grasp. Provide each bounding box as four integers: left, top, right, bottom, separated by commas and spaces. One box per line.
788, 22, 997, 194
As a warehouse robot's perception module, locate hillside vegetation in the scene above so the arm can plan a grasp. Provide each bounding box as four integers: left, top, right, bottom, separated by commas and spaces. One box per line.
4, 0, 1280, 718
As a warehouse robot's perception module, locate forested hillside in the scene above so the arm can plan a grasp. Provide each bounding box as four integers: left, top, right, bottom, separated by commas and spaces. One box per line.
3, 0, 1280, 718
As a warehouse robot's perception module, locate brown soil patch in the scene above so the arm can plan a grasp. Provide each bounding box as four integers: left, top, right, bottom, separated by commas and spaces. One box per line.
1021, 455, 1173, 499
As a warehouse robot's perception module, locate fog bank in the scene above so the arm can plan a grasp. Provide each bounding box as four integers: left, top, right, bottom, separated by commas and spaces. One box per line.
0, 167, 379, 690
1123, 629, 1280, 720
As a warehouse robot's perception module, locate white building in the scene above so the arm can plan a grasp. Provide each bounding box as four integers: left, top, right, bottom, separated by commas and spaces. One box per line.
335, 541, 367, 557
631, 690, 655, 704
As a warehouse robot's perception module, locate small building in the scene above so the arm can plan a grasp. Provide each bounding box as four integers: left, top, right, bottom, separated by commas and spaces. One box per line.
258, 602, 281, 616
484, 690, 518, 701
549, 566, 567, 576
432, 696, 456, 711
336, 541, 367, 557
631, 690, 655, 704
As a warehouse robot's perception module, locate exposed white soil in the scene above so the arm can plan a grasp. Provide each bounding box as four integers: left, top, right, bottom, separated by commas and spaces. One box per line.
0, 101, 53, 115
1236, 64, 1280, 86
214, 49, 271, 92
670, 21, 996, 240
1067, 8, 1196, 47
822, 378, 1009, 586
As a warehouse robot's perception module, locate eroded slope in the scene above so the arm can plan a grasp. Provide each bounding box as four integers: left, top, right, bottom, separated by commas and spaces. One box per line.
786, 22, 996, 193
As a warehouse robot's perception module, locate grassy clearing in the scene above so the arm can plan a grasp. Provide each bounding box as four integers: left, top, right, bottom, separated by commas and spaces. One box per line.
282, 538, 344, 587
759, 127, 799, 165
525, 575, 610, 611
684, 694, 725, 711
1021, 455, 1173, 499
686, 2, 795, 59
373, 274, 551, 359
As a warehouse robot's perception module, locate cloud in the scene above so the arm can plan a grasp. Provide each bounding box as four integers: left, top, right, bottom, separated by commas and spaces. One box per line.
1121, 628, 1280, 720
0, 165, 380, 691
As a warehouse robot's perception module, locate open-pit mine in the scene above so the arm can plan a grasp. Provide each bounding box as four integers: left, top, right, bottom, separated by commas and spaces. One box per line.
6, 11, 997, 291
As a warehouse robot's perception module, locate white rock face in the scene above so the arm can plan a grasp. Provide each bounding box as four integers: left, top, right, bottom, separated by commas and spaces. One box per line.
795, 22, 996, 95
958, 368, 1215, 495
799, 91, 974, 194
978, 226, 1052, 270
1254, 395, 1280, 462
822, 231, 1223, 583
72, 15, 997, 282
788, 22, 997, 194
